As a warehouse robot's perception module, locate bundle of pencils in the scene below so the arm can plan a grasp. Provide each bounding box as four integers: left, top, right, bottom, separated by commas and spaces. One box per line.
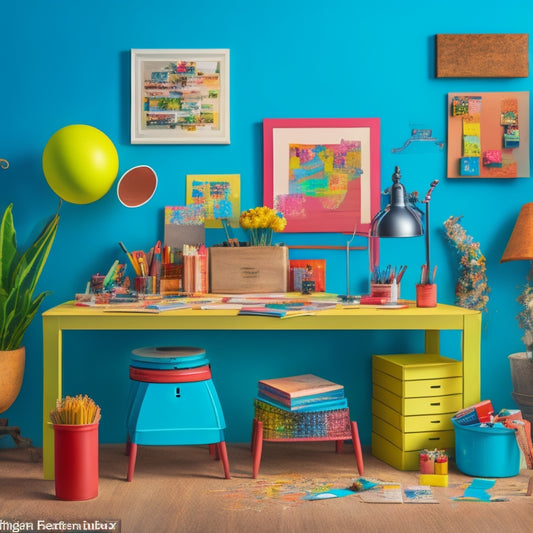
50, 394, 101, 425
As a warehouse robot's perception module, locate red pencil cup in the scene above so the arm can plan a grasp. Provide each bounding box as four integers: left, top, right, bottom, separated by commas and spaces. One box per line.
416, 284, 437, 308
53, 422, 99, 500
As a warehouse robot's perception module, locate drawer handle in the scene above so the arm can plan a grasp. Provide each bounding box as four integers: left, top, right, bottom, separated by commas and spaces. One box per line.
430, 385, 441, 389
429, 437, 440, 441
430, 402, 441, 406
430, 420, 441, 424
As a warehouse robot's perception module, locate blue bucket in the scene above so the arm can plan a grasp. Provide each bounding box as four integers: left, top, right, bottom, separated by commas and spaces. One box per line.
452, 418, 521, 477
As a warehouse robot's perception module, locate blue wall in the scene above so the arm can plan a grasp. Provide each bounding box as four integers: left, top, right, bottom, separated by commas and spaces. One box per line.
1, 1, 531, 447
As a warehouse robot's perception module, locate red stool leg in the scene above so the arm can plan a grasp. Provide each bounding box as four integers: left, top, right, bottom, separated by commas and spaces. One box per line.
217, 441, 231, 479
335, 440, 344, 454
351, 421, 364, 475
209, 443, 217, 456
250, 418, 258, 453
252, 420, 264, 479
127, 443, 138, 482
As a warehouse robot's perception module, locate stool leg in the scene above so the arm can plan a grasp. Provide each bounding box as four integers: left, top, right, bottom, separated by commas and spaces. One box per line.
217, 441, 231, 479
127, 443, 138, 482
250, 418, 257, 453
252, 420, 264, 479
335, 440, 344, 454
351, 421, 364, 476
208, 444, 217, 456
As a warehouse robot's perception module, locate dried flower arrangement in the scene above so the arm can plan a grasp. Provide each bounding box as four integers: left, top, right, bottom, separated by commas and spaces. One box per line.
239, 206, 287, 246
443, 215, 489, 312
516, 283, 533, 355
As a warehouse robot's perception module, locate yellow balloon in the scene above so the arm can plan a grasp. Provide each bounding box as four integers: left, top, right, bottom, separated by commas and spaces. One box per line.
42, 125, 119, 204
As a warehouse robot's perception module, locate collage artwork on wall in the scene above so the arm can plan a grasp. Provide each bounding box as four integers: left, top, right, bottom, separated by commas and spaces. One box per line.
130, 48, 230, 144
447, 91, 530, 178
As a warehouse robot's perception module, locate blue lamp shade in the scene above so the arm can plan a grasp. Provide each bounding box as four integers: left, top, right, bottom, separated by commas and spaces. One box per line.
370, 166, 423, 238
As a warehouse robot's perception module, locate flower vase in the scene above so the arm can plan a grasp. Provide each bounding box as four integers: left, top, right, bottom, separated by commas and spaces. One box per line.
249, 228, 273, 246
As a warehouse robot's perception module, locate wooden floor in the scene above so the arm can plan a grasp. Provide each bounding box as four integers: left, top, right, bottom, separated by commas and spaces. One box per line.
1, 442, 532, 533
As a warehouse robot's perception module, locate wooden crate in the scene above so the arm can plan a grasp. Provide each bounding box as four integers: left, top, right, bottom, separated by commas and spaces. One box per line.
209, 246, 289, 293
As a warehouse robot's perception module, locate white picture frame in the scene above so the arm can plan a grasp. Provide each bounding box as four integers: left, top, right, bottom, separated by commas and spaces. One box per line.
131, 49, 230, 144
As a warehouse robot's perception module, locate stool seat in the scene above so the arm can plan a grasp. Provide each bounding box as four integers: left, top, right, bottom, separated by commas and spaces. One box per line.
131, 346, 209, 369
126, 346, 230, 481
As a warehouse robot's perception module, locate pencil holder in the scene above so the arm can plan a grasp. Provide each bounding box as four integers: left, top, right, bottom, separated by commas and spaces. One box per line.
135, 276, 154, 298
54, 422, 99, 500
416, 284, 437, 307
370, 283, 400, 301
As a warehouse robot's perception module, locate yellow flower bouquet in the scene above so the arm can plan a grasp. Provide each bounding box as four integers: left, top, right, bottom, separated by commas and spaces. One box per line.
239, 206, 287, 246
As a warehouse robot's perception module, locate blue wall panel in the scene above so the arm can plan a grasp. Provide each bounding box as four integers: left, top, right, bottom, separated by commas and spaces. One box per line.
1, 0, 531, 446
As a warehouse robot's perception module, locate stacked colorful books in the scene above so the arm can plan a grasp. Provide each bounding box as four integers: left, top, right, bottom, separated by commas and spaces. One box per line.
257, 374, 347, 412
254, 374, 351, 439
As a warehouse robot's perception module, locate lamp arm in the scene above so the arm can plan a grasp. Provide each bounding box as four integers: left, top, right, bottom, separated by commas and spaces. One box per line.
422, 179, 438, 284
425, 203, 431, 284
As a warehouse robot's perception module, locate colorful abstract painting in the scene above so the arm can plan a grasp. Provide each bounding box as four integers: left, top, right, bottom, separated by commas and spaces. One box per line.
447, 92, 530, 178
263, 119, 380, 234
186, 174, 240, 228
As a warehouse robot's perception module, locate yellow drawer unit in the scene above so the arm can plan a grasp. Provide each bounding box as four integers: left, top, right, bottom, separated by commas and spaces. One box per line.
373, 353, 462, 381
372, 398, 455, 432
372, 369, 462, 397
371, 433, 421, 471
372, 416, 455, 451
373, 384, 463, 416
371, 353, 462, 471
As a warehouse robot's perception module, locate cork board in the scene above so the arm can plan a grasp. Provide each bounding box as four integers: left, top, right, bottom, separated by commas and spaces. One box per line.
436, 34, 529, 78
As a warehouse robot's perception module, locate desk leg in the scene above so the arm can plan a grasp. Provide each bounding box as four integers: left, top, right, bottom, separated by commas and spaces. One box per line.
462, 313, 481, 407
43, 316, 62, 480
424, 330, 440, 354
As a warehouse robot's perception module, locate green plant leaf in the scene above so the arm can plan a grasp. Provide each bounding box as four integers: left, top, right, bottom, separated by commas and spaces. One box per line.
0, 203, 59, 351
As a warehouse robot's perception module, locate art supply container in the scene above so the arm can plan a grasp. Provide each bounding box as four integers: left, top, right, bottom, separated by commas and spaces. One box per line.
416, 284, 437, 307
371, 283, 400, 301
135, 276, 154, 298
419, 453, 435, 474
452, 418, 520, 477
53, 422, 99, 500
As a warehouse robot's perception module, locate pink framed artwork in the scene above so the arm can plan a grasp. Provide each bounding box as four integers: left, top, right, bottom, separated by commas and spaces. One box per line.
263, 118, 380, 234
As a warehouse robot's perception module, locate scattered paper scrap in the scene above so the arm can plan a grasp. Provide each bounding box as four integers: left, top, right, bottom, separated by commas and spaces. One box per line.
453, 478, 501, 502
358, 482, 403, 504
403, 485, 438, 504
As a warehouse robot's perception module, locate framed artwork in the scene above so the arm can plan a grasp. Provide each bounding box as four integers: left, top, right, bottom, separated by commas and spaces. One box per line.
263, 118, 380, 234
447, 92, 530, 178
131, 49, 230, 144
186, 174, 240, 228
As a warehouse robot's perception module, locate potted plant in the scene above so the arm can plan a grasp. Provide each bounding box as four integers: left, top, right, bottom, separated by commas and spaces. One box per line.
509, 282, 533, 413
0, 203, 59, 413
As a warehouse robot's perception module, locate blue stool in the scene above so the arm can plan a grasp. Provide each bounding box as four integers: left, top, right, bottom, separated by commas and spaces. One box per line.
125, 346, 230, 481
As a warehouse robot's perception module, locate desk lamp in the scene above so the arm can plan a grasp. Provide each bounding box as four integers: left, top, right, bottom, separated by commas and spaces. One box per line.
368, 166, 424, 302
370, 166, 423, 238
340, 167, 422, 302
501, 202, 533, 279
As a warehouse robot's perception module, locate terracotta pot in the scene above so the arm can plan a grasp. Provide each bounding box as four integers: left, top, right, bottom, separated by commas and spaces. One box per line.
0, 346, 25, 413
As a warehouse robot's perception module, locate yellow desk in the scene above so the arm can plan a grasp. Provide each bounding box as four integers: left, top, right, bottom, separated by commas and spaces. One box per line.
42, 301, 481, 479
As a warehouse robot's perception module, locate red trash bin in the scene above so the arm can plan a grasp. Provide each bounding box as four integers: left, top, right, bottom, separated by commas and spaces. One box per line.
53, 422, 99, 500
